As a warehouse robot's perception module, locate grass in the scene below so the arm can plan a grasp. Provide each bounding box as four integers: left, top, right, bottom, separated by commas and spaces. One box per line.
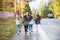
0, 19, 16, 40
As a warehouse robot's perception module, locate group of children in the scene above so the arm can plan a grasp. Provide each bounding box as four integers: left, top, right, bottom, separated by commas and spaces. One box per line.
15, 13, 41, 35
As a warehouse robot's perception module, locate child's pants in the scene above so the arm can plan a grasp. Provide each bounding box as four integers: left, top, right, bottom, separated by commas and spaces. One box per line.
28, 24, 33, 31
16, 25, 20, 31
24, 25, 28, 32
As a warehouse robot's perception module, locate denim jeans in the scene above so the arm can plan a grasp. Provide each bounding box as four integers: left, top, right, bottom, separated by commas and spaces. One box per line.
16, 25, 20, 31
28, 24, 33, 31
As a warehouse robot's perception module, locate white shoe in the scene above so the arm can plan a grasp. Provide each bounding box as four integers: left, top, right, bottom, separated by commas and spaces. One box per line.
17, 31, 19, 35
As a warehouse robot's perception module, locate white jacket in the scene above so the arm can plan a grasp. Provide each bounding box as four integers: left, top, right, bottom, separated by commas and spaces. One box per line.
15, 19, 20, 25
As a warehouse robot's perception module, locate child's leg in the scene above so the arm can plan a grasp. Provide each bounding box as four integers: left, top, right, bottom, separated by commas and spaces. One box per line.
29, 24, 33, 31
18, 25, 21, 32
24, 25, 28, 34
16, 25, 21, 32
36, 24, 38, 32
16, 25, 21, 35
28, 24, 31, 31
28, 24, 33, 34
30, 25, 33, 32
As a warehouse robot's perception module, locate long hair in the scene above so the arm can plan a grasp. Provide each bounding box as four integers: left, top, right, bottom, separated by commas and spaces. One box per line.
23, 15, 27, 20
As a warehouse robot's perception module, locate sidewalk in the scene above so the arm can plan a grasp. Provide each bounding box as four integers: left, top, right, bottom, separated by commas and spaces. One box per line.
10, 24, 45, 40
10, 19, 60, 40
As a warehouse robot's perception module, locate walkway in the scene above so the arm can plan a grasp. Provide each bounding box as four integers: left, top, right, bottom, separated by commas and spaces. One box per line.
10, 19, 60, 40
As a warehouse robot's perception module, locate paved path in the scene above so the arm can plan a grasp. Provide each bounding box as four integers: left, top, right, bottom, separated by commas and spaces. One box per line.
10, 19, 60, 40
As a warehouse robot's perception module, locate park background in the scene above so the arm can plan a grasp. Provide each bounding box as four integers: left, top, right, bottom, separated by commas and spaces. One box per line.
0, 0, 60, 40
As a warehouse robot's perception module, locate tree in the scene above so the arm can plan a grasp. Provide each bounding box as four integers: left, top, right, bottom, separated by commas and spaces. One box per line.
2, 0, 14, 12
24, 4, 31, 14
0, 0, 3, 11
38, 0, 44, 16
48, 0, 60, 18
31, 8, 36, 17
38, 0, 48, 18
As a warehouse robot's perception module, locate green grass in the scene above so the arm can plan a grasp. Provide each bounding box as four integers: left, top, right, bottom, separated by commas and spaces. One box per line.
0, 19, 16, 40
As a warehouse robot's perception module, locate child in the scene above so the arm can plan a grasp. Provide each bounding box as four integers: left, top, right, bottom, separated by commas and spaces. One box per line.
15, 14, 21, 35
27, 14, 34, 34
28, 19, 34, 34
23, 15, 28, 34
35, 14, 41, 32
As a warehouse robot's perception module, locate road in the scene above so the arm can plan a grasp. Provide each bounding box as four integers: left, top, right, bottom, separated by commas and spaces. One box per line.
10, 19, 60, 40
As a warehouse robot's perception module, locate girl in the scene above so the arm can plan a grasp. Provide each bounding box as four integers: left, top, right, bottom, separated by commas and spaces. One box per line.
15, 14, 21, 35
28, 19, 34, 34
23, 15, 28, 34
27, 14, 34, 34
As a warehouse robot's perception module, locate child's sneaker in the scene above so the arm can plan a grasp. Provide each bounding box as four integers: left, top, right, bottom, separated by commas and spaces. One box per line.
17, 31, 19, 35
29, 31, 31, 34
19, 30, 21, 33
